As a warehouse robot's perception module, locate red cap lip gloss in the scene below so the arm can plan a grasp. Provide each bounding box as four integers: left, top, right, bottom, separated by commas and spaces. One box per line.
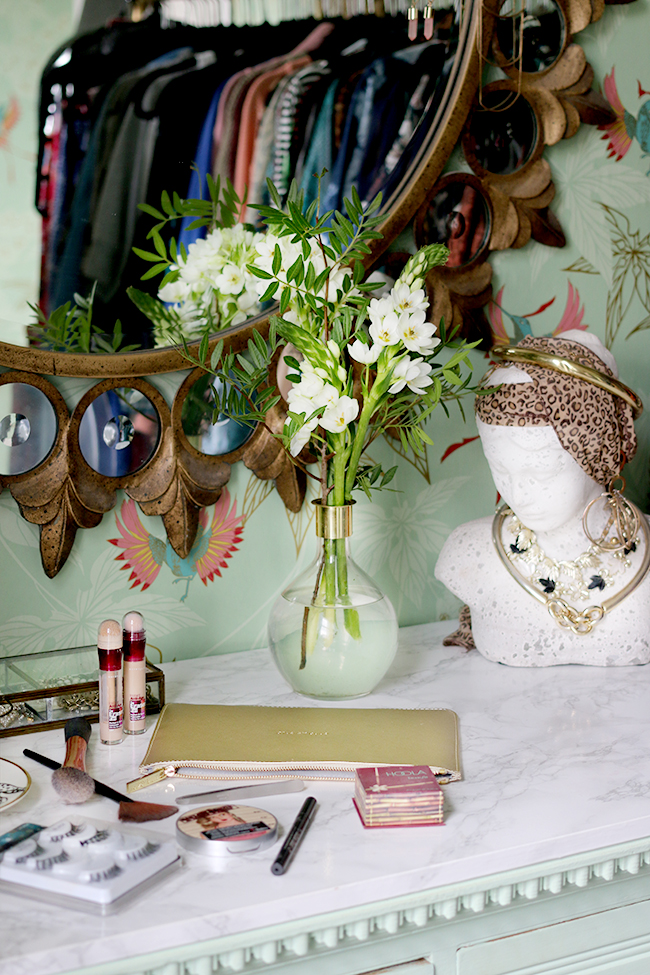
122, 611, 146, 735
98, 620, 123, 745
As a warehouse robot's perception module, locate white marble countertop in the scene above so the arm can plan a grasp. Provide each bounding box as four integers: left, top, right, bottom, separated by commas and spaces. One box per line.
2, 620, 650, 975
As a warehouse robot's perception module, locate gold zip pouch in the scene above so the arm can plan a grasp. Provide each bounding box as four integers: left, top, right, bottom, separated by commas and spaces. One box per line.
138, 703, 461, 784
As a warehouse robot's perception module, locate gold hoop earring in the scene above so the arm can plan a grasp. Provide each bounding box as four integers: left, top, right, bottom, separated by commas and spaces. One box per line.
582, 477, 641, 555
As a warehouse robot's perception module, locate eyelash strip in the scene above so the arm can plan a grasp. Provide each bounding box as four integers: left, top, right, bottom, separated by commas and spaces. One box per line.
121, 841, 160, 862
35, 850, 70, 870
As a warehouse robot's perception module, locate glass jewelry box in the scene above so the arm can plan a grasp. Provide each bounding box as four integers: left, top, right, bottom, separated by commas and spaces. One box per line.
0, 644, 165, 737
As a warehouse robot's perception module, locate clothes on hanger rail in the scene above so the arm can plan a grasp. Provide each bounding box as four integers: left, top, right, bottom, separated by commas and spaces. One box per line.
35, 9, 458, 347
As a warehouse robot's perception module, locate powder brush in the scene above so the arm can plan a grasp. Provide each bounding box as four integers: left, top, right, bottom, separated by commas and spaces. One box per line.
51, 717, 95, 803
23, 747, 178, 822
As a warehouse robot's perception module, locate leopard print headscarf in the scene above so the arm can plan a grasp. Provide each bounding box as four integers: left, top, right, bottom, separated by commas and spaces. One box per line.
475, 335, 638, 487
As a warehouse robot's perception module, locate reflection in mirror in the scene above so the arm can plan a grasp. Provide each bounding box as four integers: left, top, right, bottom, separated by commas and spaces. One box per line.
78, 387, 160, 476
496, 0, 565, 73
23, 5, 462, 352
181, 374, 254, 456
416, 180, 490, 267
0, 384, 57, 476
465, 89, 538, 174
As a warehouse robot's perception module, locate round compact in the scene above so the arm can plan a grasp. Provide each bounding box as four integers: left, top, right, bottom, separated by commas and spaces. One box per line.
176, 804, 278, 857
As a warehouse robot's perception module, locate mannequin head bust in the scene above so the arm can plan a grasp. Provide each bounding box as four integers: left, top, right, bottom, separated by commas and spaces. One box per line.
476, 419, 602, 535
434, 330, 649, 667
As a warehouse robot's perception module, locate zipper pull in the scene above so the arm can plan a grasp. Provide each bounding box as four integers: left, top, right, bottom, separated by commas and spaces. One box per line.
126, 765, 178, 793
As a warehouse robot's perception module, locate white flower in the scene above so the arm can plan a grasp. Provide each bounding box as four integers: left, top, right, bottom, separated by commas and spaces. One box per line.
158, 278, 190, 304
389, 357, 433, 394
215, 263, 245, 295
368, 296, 395, 329
398, 312, 440, 354
349, 340, 381, 364
320, 395, 359, 434
390, 282, 428, 317
369, 310, 401, 347
313, 383, 341, 409
288, 416, 318, 456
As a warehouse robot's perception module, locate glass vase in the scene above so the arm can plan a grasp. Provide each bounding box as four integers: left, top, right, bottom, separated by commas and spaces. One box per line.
267, 502, 398, 700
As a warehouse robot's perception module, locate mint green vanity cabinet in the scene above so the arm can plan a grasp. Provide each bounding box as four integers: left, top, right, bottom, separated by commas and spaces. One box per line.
2, 622, 650, 975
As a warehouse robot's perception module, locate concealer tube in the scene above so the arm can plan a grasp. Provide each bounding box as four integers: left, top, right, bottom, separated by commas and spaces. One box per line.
98, 619, 123, 745
122, 611, 146, 735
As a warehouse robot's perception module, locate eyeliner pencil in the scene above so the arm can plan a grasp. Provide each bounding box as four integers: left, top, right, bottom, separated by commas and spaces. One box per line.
271, 796, 317, 876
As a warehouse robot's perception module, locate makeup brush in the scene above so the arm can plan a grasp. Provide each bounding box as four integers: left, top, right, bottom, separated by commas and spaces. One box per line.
51, 717, 95, 804
23, 748, 178, 822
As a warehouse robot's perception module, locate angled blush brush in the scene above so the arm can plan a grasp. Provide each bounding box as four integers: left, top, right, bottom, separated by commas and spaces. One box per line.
23, 747, 178, 822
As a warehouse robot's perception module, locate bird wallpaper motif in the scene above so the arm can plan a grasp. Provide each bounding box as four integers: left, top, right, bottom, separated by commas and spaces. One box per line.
0, 0, 649, 663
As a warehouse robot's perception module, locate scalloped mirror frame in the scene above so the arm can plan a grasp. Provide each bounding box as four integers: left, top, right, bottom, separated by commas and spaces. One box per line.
0, 0, 627, 576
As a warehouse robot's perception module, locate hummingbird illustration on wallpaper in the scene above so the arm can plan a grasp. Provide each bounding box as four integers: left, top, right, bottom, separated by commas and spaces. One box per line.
109, 490, 244, 601
600, 68, 650, 172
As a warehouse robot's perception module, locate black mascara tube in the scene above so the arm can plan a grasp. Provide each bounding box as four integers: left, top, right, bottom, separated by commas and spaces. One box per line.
271, 797, 317, 876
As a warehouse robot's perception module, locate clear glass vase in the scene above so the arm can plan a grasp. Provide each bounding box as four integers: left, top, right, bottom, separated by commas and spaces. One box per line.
267, 502, 398, 700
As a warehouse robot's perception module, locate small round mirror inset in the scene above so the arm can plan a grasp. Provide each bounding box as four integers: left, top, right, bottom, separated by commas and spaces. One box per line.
79, 387, 160, 476
103, 416, 135, 450
496, 0, 565, 73
0, 414, 30, 447
467, 91, 538, 174
0, 384, 57, 475
418, 183, 490, 267
181, 374, 254, 456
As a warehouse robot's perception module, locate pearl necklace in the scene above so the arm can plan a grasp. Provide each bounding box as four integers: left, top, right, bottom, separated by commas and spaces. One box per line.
492, 503, 650, 634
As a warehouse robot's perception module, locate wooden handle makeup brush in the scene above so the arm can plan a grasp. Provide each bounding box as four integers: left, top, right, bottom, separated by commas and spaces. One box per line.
23, 747, 178, 822
51, 717, 95, 804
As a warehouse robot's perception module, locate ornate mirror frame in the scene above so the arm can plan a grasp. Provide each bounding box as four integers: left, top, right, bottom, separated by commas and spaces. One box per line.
0, 0, 623, 576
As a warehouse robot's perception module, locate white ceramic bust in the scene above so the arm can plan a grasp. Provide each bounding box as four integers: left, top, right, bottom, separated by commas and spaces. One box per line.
435, 332, 650, 666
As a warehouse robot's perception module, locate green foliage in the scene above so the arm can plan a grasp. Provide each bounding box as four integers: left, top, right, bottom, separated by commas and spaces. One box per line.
29, 284, 140, 354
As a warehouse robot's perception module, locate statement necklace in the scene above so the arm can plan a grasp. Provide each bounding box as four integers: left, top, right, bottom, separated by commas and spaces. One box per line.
492, 502, 650, 635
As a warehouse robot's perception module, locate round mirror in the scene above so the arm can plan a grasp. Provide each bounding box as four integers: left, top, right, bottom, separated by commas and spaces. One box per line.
495, 0, 565, 74
415, 179, 490, 268
180, 374, 254, 456
78, 387, 160, 476
464, 89, 538, 174
0, 383, 57, 476
0, 0, 481, 370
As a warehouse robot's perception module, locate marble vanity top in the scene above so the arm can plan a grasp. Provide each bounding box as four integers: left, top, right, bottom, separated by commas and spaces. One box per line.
2, 620, 650, 975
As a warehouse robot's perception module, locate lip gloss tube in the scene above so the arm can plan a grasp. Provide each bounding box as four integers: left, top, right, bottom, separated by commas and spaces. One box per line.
98, 619, 123, 745
122, 611, 146, 735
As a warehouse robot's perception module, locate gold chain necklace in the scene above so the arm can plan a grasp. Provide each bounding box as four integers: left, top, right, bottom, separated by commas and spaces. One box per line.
492, 502, 650, 635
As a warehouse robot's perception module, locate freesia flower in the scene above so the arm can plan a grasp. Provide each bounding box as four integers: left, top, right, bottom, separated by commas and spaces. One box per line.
390, 283, 428, 317
289, 416, 319, 456
389, 357, 434, 394
398, 313, 441, 354
369, 310, 401, 347
215, 264, 245, 295
320, 395, 359, 434
348, 339, 381, 364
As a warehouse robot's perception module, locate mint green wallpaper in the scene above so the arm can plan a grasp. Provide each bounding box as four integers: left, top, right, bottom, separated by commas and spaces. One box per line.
0, 1, 649, 663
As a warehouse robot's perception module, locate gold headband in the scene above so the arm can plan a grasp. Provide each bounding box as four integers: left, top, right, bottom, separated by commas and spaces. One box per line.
491, 345, 643, 420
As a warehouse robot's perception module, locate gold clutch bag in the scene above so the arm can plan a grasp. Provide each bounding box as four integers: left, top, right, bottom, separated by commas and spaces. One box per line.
138, 703, 461, 784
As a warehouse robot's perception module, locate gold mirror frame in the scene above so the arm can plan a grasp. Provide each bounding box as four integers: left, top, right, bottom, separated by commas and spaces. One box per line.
0, 0, 622, 575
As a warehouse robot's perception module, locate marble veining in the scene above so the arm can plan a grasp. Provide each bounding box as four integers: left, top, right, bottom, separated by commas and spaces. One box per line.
2, 620, 650, 975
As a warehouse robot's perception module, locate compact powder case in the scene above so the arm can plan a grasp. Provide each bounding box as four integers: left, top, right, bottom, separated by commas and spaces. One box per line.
176, 804, 278, 857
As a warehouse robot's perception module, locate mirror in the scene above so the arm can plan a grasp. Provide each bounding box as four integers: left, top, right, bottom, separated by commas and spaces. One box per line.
0, 0, 624, 575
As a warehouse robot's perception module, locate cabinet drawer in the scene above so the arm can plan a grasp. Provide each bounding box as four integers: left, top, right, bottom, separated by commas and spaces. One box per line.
457, 899, 650, 974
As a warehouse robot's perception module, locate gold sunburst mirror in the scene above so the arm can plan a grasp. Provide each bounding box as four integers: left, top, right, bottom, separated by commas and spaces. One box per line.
0, 0, 624, 576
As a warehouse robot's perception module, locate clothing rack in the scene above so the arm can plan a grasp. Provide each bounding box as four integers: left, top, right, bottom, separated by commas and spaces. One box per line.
126, 0, 457, 28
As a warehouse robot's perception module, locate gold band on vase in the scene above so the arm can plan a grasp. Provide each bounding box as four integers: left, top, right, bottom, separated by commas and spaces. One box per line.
491, 346, 643, 419
313, 501, 354, 539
